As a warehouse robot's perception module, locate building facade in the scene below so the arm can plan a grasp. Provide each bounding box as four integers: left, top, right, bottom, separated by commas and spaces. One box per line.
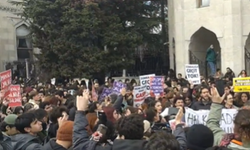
0, 0, 38, 77
168, 0, 250, 77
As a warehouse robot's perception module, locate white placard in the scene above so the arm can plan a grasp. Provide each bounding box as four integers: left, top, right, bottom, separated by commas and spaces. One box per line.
139, 74, 155, 94
133, 85, 147, 107
185, 108, 237, 133
185, 64, 200, 85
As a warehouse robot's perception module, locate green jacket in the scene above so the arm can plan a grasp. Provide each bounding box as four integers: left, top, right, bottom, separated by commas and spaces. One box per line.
207, 103, 249, 149
206, 48, 216, 62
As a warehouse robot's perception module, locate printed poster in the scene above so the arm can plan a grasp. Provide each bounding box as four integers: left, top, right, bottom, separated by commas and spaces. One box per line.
133, 86, 147, 107
139, 74, 155, 94
233, 77, 250, 92
185, 64, 200, 85
8, 85, 22, 107
0, 70, 12, 98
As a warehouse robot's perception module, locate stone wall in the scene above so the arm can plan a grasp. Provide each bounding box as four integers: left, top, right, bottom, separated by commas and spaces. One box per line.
168, 0, 250, 76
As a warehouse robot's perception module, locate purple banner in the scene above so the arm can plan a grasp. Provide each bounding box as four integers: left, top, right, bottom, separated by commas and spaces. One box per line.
112, 81, 126, 95
149, 76, 164, 94
100, 87, 113, 100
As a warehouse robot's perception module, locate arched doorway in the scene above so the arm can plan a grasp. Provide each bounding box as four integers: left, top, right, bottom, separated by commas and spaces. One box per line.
244, 33, 250, 74
189, 27, 221, 77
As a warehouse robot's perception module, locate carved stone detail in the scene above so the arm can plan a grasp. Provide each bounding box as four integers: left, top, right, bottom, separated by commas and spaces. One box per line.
0, 5, 21, 13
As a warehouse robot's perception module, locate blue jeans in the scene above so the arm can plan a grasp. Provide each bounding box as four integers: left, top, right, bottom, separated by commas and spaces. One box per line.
208, 61, 216, 76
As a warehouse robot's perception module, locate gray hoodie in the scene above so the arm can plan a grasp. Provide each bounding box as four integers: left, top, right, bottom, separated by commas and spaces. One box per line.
11, 133, 42, 150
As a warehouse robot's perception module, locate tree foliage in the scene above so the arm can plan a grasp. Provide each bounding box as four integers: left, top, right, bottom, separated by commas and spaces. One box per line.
13, 0, 163, 78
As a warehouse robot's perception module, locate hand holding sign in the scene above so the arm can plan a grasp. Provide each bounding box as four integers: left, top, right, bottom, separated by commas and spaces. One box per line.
211, 87, 223, 104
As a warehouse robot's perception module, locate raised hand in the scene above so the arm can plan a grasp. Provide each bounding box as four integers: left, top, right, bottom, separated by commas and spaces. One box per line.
76, 89, 89, 111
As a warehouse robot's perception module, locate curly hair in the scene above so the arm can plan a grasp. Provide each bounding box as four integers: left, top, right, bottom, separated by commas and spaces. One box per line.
116, 114, 144, 140
234, 109, 250, 141
145, 131, 180, 150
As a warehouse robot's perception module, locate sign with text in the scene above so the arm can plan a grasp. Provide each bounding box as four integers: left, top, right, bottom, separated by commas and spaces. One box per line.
185, 64, 200, 85
100, 87, 113, 100
149, 76, 164, 95
185, 108, 237, 133
112, 81, 126, 95
233, 77, 250, 92
8, 85, 22, 107
133, 85, 147, 107
139, 74, 155, 94
0, 70, 12, 98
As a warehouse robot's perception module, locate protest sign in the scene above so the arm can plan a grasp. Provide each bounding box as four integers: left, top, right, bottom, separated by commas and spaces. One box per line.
133, 85, 147, 107
149, 76, 164, 95
233, 77, 250, 92
8, 85, 22, 107
100, 87, 113, 100
112, 81, 126, 95
139, 74, 155, 94
51, 78, 56, 85
185, 108, 237, 133
185, 64, 200, 85
0, 70, 12, 98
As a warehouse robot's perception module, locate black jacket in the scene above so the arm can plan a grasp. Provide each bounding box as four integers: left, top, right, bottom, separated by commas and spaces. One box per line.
43, 139, 68, 150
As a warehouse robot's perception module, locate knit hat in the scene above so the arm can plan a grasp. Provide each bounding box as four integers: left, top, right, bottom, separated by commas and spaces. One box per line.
186, 124, 214, 150
4, 114, 18, 125
56, 121, 74, 141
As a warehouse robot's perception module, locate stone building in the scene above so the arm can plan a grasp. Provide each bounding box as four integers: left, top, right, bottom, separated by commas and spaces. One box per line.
0, 0, 37, 77
168, 0, 250, 77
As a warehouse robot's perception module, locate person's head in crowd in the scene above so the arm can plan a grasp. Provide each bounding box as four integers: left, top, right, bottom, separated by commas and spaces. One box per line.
173, 87, 179, 93
103, 106, 120, 124
171, 78, 177, 87
199, 87, 210, 101
173, 96, 185, 108
125, 78, 130, 84
23, 103, 34, 112
88, 101, 100, 113
15, 112, 42, 135
178, 73, 182, 79
145, 131, 180, 150
116, 114, 144, 140
186, 124, 214, 150
182, 86, 189, 94
48, 96, 62, 107
239, 70, 247, 77
29, 91, 40, 101
13, 106, 24, 116
223, 93, 234, 109
233, 109, 250, 142
31, 109, 48, 131
145, 108, 159, 123
224, 85, 231, 95
1, 114, 18, 136
125, 106, 138, 116
55, 90, 65, 100
184, 96, 192, 107
56, 121, 74, 149
148, 100, 162, 113
238, 92, 249, 105
22, 95, 28, 104
39, 101, 53, 113
49, 106, 68, 124
109, 94, 118, 104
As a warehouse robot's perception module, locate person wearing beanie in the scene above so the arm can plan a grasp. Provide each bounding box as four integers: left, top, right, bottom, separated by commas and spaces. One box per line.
186, 124, 214, 150
43, 121, 74, 150
1, 114, 18, 150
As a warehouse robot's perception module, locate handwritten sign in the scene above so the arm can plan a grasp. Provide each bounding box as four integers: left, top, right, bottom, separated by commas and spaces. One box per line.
0, 70, 12, 98
8, 85, 22, 107
149, 76, 164, 95
112, 81, 126, 95
133, 86, 147, 107
100, 87, 113, 100
233, 77, 250, 92
139, 74, 155, 94
185, 64, 200, 85
185, 108, 237, 133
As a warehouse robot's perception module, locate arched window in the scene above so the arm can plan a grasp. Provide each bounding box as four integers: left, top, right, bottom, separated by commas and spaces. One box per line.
16, 24, 32, 60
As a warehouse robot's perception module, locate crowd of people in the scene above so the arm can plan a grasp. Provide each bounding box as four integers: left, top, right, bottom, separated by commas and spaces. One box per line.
0, 68, 249, 150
